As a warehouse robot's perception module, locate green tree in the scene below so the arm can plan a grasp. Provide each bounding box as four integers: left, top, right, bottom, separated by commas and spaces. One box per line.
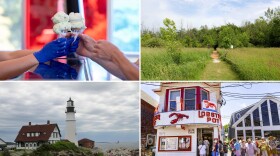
160, 18, 182, 64
223, 124, 229, 133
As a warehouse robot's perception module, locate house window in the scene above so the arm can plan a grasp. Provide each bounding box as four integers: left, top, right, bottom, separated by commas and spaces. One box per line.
270, 100, 280, 125
27, 133, 30, 137
184, 88, 196, 110
158, 136, 192, 151
254, 130, 261, 139
246, 130, 252, 140
201, 89, 208, 101
261, 101, 270, 126
253, 108, 260, 126
169, 90, 180, 111
237, 121, 243, 127
237, 130, 243, 140
244, 115, 251, 127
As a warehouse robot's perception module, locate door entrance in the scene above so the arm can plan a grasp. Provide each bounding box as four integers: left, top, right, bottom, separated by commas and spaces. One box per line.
197, 128, 213, 155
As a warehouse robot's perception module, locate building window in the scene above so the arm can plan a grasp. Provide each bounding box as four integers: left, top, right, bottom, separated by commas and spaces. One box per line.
184, 88, 196, 110
261, 101, 270, 126
169, 90, 180, 111
254, 130, 261, 139
237, 121, 243, 127
253, 108, 260, 126
270, 100, 280, 125
246, 130, 252, 140
158, 136, 191, 151
27, 133, 30, 137
237, 130, 243, 140
201, 89, 208, 102
244, 115, 251, 127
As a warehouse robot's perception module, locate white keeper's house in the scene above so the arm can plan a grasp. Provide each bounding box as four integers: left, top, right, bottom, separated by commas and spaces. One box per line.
228, 95, 280, 142
153, 82, 223, 156
14, 120, 61, 150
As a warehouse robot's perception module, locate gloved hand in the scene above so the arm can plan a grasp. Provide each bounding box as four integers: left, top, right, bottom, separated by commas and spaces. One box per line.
33, 38, 68, 63
67, 37, 80, 53
34, 60, 78, 79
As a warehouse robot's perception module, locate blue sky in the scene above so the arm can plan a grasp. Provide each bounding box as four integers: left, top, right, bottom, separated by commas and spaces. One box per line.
141, 82, 280, 125
142, 0, 280, 29
0, 82, 139, 143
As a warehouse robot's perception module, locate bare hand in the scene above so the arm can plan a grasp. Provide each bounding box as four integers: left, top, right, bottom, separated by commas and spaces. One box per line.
93, 40, 121, 61
76, 34, 96, 58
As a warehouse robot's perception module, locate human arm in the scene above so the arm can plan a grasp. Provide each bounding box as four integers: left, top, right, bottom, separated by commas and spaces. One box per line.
0, 54, 39, 80
0, 38, 76, 80
0, 50, 37, 61
76, 34, 139, 80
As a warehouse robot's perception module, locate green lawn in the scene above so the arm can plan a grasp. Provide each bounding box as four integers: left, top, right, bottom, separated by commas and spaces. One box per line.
141, 47, 280, 80
220, 48, 280, 80
141, 47, 211, 80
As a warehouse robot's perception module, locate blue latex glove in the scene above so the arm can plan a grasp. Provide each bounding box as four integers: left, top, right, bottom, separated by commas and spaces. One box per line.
67, 37, 80, 53
34, 60, 78, 79
33, 38, 68, 63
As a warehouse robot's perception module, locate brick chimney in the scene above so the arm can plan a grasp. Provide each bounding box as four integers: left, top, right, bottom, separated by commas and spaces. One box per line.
29, 122, 31, 126
47, 120, 50, 124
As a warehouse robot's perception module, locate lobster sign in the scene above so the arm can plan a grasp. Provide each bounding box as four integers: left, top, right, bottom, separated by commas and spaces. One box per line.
202, 100, 217, 111
169, 113, 189, 124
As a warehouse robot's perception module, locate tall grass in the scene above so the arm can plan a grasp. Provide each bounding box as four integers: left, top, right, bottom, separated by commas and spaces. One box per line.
220, 48, 280, 80
141, 47, 211, 80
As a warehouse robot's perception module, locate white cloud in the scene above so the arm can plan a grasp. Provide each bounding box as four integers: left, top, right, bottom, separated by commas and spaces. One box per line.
0, 82, 139, 142
142, 0, 280, 29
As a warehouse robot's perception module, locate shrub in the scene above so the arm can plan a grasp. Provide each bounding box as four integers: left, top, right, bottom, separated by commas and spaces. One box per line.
2, 149, 10, 156
142, 37, 164, 48
166, 41, 182, 64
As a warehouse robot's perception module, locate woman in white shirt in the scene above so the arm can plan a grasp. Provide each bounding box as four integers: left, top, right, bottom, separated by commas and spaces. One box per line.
198, 142, 207, 156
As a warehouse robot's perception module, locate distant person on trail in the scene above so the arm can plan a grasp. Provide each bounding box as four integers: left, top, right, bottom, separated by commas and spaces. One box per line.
214, 44, 218, 51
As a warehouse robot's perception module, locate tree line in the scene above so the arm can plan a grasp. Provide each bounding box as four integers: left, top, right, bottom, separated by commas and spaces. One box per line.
142, 7, 280, 48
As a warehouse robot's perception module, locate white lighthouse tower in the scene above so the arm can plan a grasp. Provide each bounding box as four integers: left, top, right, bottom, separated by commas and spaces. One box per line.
65, 98, 78, 145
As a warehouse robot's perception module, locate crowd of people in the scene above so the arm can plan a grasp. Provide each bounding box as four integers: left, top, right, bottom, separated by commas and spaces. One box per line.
198, 136, 279, 156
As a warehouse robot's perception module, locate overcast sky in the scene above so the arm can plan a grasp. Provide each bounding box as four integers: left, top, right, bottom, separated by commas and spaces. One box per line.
142, 0, 280, 29
0, 82, 139, 143
141, 82, 280, 125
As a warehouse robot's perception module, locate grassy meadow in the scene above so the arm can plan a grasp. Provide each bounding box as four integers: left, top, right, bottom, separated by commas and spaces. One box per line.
141, 47, 211, 80
141, 47, 280, 80
220, 48, 280, 80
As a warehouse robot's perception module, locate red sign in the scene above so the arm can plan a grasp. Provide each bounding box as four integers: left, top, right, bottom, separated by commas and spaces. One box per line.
198, 110, 220, 124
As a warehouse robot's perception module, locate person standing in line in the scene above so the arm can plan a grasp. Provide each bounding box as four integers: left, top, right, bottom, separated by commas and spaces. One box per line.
233, 138, 241, 156
219, 140, 224, 156
254, 138, 260, 156
198, 142, 207, 156
204, 139, 210, 156
223, 141, 228, 156
212, 140, 219, 156
229, 139, 235, 156
259, 137, 268, 156
268, 136, 277, 156
246, 139, 257, 156
241, 140, 246, 156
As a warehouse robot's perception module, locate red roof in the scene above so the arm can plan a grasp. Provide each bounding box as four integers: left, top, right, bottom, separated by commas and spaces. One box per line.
15, 123, 61, 142
78, 138, 94, 144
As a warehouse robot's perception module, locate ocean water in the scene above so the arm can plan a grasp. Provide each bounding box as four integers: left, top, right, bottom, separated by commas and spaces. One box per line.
95, 142, 139, 151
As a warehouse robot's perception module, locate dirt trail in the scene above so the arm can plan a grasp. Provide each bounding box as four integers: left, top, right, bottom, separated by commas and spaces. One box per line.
200, 51, 239, 80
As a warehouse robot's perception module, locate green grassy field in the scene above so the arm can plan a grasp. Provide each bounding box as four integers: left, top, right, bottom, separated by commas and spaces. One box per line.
220, 48, 280, 80
200, 60, 239, 80
142, 47, 280, 80
141, 47, 211, 80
